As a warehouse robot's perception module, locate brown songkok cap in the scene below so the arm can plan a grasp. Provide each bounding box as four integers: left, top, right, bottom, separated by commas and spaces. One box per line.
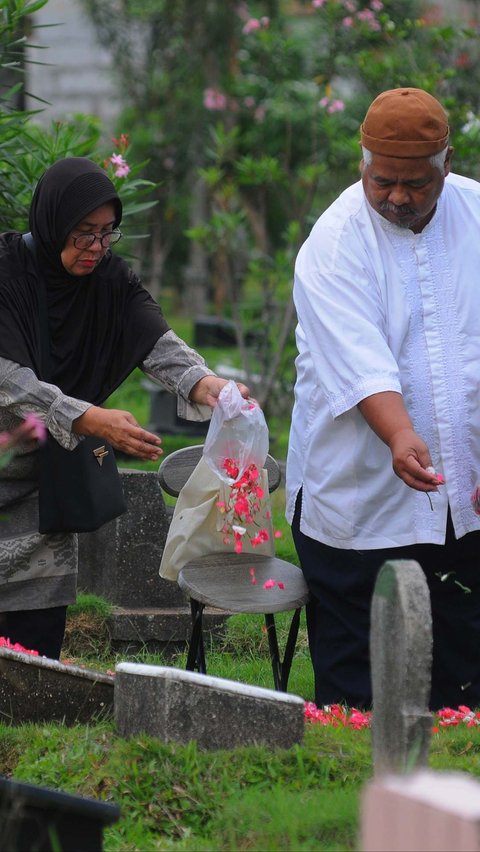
360, 87, 449, 157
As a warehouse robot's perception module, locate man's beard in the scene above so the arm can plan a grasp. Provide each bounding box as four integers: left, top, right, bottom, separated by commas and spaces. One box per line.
379, 201, 416, 228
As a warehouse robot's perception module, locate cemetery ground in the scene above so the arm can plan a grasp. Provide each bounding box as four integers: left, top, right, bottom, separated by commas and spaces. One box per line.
2, 316, 480, 850
2, 595, 480, 852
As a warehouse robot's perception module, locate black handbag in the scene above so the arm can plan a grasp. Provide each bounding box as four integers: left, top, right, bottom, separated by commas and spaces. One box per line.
38, 433, 127, 534
24, 233, 127, 534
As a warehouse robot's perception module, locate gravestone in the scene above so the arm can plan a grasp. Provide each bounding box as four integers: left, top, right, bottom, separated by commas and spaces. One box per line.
194, 316, 238, 347
361, 769, 480, 852
0, 647, 114, 726
78, 469, 228, 653
370, 560, 433, 775
141, 379, 209, 437
114, 663, 305, 750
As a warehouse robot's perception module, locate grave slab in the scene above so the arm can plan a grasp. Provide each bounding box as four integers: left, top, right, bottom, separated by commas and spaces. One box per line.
0, 647, 114, 726
361, 769, 480, 851
108, 606, 230, 655
370, 560, 433, 775
78, 469, 174, 608
114, 663, 304, 750
78, 469, 230, 652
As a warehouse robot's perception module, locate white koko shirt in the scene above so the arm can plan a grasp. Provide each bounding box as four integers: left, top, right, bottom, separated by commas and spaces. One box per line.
286, 172, 480, 549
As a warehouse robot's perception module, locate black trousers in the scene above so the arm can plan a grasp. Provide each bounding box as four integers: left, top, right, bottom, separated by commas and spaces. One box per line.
292, 493, 480, 711
0, 606, 67, 660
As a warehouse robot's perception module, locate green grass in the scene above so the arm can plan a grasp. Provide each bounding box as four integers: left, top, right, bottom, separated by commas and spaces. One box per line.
0, 720, 372, 851
3, 705, 480, 852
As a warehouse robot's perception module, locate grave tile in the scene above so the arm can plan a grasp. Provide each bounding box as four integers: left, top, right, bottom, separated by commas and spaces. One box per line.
114, 663, 304, 750
0, 647, 114, 726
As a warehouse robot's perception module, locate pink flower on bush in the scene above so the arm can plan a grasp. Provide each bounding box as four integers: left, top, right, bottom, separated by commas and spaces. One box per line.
370, 0, 383, 10
203, 88, 228, 111
109, 153, 130, 178
357, 8, 381, 30
358, 8, 374, 20
328, 99, 345, 114
243, 18, 260, 33
342, 16, 354, 27
320, 97, 345, 114
312, 0, 327, 7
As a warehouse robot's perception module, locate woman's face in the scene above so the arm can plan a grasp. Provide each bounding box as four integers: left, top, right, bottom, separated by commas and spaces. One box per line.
60, 202, 117, 276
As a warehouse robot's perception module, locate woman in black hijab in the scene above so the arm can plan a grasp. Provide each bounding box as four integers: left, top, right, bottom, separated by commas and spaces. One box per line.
0, 157, 247, 658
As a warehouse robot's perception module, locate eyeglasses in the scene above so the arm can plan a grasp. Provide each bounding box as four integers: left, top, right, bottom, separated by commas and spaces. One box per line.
72, 229, 122, 250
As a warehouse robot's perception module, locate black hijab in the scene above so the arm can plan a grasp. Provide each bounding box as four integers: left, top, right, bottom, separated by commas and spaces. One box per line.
0, 157, 168, 404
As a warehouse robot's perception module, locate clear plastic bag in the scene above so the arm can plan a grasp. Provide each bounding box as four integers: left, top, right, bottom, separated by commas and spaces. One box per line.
159, 382, 273, 580
202, 381, 269, 482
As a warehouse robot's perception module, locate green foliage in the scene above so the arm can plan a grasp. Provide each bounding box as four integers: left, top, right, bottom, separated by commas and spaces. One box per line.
0, 113, 103, 232
0, 2, 158, 241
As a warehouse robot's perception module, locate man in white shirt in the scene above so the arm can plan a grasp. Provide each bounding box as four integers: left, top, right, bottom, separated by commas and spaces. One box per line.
286, 87, 480, 711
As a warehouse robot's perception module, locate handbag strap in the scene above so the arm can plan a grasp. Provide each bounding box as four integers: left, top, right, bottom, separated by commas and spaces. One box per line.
23, 231, 53, 382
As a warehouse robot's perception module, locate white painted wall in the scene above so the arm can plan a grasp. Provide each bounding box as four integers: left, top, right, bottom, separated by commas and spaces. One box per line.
428, 0, 479, 22
25, 0, 120, 135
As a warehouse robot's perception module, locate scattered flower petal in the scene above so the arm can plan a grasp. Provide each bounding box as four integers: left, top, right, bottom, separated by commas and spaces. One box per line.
0, 636, 39, 656
304, 702, 480, 730
471, 485, 480, 516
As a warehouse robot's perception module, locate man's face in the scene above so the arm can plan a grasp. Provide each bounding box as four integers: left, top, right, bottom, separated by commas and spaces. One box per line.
361, 149, 452, 233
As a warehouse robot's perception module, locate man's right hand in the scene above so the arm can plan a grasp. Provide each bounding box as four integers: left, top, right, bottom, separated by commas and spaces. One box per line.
357, 391, 444, 492
388, 427, 442, 492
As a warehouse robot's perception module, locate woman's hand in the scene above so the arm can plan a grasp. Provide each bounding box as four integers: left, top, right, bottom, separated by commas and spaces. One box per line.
189, 376, 250, 407
73, 406, 163, 461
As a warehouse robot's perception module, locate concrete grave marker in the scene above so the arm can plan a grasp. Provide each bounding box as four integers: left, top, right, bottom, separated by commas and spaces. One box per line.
78, 469, 229, 653
114, 663, 305, 750
370, 560, 433, 775
0, 647, 114, 726
361, 769, 480, 852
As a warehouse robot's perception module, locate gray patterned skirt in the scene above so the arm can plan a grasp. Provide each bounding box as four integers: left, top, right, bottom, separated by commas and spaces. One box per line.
0, 454, 77, 612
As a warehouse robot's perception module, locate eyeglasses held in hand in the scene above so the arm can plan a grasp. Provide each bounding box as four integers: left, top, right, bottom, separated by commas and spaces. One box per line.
72, 229, 122, 249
